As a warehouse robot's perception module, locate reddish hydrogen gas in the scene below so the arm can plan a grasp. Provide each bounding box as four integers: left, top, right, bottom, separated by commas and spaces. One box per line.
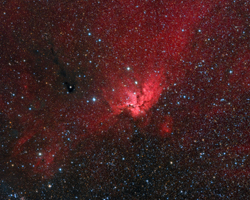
0, 0, 249, 190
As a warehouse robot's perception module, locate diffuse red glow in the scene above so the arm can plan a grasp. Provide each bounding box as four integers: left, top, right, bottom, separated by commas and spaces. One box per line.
0, 0, 249, 183
160, 115, 173, 138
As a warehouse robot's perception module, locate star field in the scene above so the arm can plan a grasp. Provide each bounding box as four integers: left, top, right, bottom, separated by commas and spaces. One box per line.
0, 0, 250, 199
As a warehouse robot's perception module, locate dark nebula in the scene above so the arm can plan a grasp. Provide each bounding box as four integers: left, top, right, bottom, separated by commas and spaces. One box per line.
0, 0, 250, 199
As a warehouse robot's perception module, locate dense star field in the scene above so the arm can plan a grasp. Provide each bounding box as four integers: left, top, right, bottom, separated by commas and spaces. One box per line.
0, 0, 249, 199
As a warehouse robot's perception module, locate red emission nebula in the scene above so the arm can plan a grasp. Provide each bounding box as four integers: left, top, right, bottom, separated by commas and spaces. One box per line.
0, 0, 250, 198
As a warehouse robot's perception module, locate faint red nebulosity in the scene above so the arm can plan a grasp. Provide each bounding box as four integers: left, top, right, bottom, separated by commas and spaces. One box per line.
0, 0, 249, 188
160, 115, 173, 138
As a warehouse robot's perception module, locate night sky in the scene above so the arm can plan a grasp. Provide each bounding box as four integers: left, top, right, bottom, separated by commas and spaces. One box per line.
0, 0, 250, 199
